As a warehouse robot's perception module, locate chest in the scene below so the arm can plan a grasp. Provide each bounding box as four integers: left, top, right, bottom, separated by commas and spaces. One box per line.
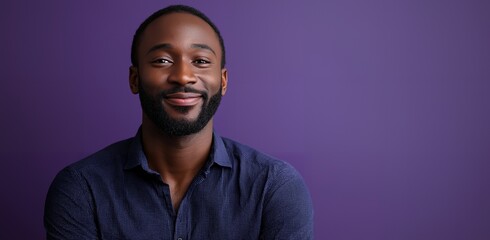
91, 172, 266, 240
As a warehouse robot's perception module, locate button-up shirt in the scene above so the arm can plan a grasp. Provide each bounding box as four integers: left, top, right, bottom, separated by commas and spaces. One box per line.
44, 129, 313, 239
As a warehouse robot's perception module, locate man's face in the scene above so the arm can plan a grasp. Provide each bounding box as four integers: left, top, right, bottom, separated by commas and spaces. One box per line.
131, 13, 227, 136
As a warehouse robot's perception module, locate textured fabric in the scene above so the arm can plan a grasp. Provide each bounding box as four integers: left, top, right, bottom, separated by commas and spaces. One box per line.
44, 129, 313, 239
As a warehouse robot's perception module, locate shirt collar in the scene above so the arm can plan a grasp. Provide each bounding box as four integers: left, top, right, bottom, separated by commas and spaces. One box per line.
209, 132, 233, 168
124, 128, 232, 171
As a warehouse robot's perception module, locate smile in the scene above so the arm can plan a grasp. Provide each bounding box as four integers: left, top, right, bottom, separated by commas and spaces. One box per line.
163, 92, 202, 107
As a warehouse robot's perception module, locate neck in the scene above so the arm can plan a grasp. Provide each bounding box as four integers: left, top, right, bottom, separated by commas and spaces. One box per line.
141, 114, 214, 181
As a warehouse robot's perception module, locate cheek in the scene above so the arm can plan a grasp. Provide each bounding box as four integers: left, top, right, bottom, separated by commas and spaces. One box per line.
207, 70, 224, 89
195, 72, 221, 89
139, 64, 169, 79
138, 71, 168, 89
208, 79, 223, 95
138, 78, 161, 99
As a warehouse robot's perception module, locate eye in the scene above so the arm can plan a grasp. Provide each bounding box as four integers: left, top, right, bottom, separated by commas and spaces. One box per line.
193, 59, 211, 65
152, 58, 173, 65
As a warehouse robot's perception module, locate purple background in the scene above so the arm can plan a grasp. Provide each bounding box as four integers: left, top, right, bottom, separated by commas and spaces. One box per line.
1, 0, 489, 239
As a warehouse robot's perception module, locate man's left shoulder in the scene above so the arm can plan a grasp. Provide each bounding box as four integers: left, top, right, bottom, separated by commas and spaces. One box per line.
219, 136, 302, 180
219, 137, 314, 238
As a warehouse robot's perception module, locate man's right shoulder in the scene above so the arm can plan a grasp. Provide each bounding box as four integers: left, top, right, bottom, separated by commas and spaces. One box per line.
63, 136, 135, 175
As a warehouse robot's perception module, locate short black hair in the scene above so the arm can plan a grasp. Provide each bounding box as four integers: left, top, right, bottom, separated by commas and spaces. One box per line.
130, 5, 226, 68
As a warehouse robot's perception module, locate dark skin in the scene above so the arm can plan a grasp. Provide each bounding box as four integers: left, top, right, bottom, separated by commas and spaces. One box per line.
128, 13, 228, 211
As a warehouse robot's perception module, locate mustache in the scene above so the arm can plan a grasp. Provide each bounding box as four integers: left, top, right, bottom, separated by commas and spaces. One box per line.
158, 86, 208, 100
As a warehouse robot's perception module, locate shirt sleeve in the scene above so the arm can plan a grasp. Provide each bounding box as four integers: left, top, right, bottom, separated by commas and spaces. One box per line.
260, 164, 314, 239
44, 167, 99, 240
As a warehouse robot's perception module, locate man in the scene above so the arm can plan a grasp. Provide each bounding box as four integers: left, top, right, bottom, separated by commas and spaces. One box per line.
44, 5, 313, 239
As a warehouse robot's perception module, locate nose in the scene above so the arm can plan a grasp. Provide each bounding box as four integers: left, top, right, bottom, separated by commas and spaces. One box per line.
168, 60, 197, 86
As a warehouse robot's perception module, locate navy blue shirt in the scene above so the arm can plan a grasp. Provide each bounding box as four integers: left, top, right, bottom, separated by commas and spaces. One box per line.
44, 129, 313, 239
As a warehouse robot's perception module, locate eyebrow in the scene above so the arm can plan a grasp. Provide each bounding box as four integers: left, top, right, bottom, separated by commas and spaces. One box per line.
146, 43, 216, 56
191, 43, 216, 56
146, 43, 172, 55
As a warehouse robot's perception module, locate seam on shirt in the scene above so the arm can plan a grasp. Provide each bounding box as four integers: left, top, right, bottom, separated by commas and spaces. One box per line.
66, 167, 97, 220
262, 163, 298, 208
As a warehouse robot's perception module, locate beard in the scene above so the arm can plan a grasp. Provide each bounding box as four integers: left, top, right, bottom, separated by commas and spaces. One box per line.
138, 81, 222, 137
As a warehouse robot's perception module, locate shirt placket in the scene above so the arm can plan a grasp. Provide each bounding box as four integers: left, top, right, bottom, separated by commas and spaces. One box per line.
153, 176, 175, 240
173, 171, 208, 240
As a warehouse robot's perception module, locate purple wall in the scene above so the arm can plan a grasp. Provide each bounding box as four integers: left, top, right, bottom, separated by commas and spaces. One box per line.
1, 0, 489, 239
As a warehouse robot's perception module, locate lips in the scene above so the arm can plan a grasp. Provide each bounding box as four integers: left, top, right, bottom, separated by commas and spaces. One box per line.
163, 92, 202, 107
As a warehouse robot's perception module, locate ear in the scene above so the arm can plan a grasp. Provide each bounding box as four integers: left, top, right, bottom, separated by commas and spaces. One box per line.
129, 66, 139, 94
220, 68, 228, 96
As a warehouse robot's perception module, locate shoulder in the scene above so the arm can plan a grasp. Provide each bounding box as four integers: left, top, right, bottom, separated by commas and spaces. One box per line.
219, 136, 304, 190
43, 138, 137, 239
46, 136, 135, 201
218, 137, 314, 238
66, 137, 133, 175
48, 137, 134, 192
220, 136, 291, 168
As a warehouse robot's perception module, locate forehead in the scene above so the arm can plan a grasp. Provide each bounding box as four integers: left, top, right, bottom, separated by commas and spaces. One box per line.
139, 13, 221, 55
